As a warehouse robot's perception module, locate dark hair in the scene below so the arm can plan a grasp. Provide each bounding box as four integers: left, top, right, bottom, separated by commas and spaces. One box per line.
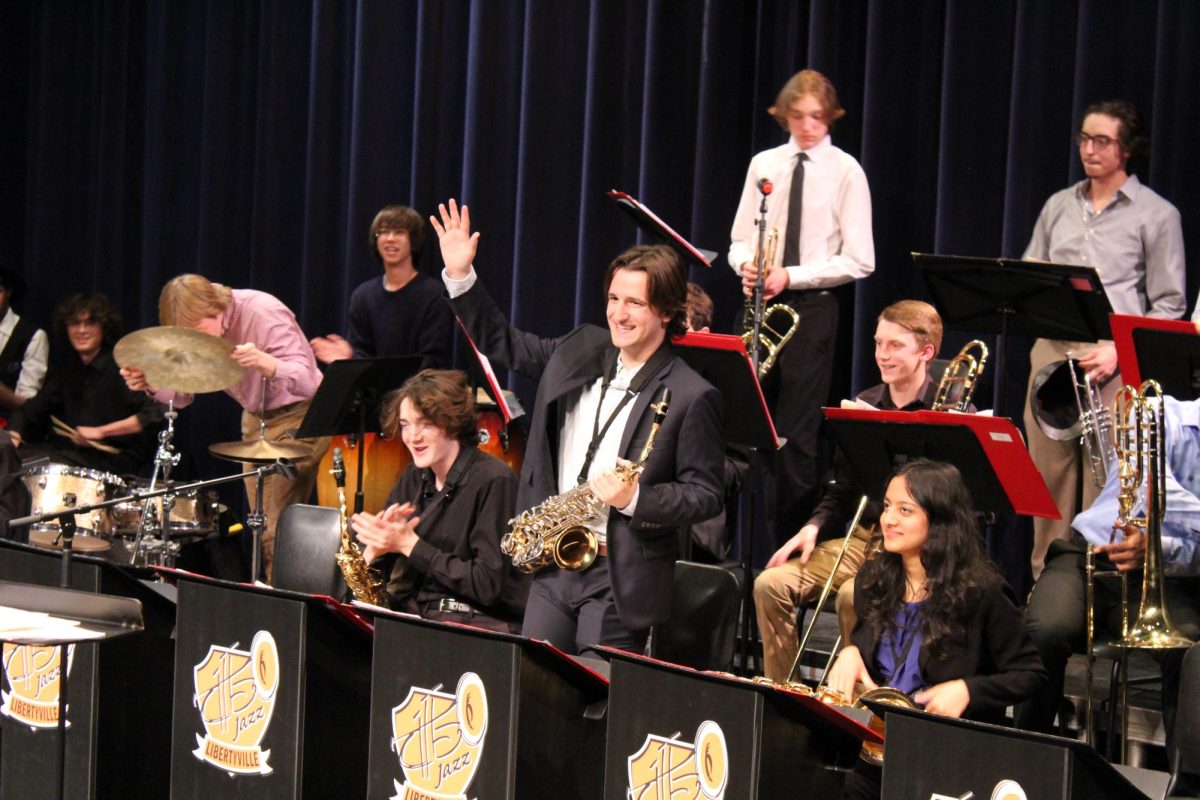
53, 293, 122, 345
1081, 99, 1147, 164
602, 244, 688, 339
380, 369, 477, 445
857, 459, 999, 660
369, 205, 425, 266
685, 282, 714, 331
768, 69, 846, 131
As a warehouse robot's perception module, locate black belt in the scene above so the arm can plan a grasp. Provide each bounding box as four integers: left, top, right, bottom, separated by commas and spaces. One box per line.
429, 598, 476, 615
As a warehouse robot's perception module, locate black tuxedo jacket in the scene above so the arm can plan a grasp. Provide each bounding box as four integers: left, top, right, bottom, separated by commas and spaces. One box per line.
451, 280, 725, 629
850, 576, 1046, 723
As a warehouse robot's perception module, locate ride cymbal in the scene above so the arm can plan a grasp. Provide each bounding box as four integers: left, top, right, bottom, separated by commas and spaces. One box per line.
114, 326, 245, 394
209, 438, 311, 464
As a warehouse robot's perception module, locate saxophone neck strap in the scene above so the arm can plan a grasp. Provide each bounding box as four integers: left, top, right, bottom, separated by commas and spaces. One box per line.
576, 344, 673, 486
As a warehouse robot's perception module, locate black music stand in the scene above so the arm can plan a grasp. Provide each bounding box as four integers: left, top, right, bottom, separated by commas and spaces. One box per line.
675, 332, 780, 675
867, 700, 1169, 799
914, 253, 1113, 413
354, 604, 609, 800
597, 647, 878, 798
823, 408, 1059, 520
296, 355, 421, 513
606, 190, 716, 269
0, 540, 176, 799
0, 579, 143, 800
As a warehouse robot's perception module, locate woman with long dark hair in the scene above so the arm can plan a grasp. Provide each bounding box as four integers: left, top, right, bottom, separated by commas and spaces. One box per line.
827, 459, 1046, 799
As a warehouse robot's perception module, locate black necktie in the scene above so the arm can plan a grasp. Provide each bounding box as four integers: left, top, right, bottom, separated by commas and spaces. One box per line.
782, 152, 806, 266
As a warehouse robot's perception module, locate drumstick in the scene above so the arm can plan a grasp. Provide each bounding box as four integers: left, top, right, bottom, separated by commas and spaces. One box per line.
50, 416, 122, 455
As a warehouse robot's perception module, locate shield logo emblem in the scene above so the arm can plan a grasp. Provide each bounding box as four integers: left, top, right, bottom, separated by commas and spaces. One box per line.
1, 643, 75, 729
626, 722, 728, 800
389, 672, 487, 800
191, 630, 279, 775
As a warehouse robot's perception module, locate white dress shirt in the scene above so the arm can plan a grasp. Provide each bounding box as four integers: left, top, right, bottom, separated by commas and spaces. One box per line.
0, 308, 49, 399
728, 134, 875, 290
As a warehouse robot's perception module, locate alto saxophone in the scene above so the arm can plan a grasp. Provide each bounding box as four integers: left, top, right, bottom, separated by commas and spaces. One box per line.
331, 448, 389, 606
502, 387, 672, 573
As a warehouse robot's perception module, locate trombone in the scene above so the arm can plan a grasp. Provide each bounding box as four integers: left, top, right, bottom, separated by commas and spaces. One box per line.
1084, 380, 1194, 759
932, 339, 988, 412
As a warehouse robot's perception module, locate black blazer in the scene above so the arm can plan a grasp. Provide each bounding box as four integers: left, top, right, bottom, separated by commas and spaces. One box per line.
450, 280, 725, 629
849, 576, 1047, 722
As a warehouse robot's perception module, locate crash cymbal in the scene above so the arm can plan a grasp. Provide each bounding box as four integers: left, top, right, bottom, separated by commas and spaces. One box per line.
209, 438, 312, 464
114, 326, 245, 394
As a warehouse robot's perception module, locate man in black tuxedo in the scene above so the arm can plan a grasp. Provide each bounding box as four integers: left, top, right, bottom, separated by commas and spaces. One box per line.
431, 200, 725, 655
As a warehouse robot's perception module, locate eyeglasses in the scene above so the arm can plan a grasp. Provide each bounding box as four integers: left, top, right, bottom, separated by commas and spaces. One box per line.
1076, 132, 1117, 150
374, 228, 406, 239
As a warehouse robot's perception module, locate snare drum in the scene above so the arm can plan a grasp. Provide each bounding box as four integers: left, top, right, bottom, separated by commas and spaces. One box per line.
21, 464, 127, 538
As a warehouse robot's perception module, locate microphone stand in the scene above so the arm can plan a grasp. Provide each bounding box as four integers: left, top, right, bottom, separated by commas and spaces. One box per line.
735, 183, 772, 676
749, 184, 770, 377
55, 512, 76, 800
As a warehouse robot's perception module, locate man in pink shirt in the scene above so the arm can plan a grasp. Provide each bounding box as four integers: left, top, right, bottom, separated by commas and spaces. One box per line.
122, 274, 328, 580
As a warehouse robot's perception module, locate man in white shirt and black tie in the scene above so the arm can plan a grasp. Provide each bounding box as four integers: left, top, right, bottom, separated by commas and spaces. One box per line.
729, 69, 875, 541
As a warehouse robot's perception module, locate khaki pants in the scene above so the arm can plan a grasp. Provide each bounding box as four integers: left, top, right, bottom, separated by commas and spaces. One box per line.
1023, 338, 1119, 578
753, 524, 873, 683
240, 401, 329, 582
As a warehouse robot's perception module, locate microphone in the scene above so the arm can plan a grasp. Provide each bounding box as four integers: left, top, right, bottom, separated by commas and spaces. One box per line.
757, 177, 773, 195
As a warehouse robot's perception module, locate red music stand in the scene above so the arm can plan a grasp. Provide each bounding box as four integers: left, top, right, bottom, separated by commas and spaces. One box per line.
1109, 313, 1200, 397
823, 408, 1059, 520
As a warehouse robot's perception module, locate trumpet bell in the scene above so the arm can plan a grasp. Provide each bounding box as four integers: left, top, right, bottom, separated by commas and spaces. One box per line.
1030, 359, 1085, 441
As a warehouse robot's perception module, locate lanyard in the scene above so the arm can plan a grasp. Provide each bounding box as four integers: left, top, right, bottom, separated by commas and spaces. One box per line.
575, 345, 672, 486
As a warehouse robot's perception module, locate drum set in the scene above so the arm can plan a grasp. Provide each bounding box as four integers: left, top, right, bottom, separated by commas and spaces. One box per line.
17, 326, 306, 571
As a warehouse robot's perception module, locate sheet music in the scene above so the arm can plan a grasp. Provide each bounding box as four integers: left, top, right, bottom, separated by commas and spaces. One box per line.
0, 605, 106, 642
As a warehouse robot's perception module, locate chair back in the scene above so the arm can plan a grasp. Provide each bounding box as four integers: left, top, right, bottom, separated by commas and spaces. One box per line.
1170, 642, 1200, 793
272, 504, 346, 597
650, 561, 740, 672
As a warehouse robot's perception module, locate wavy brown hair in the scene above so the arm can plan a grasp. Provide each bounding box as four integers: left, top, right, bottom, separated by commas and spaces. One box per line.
856, 459, 1000, 660
380, 369, 477, 445
603, 244, 688, 339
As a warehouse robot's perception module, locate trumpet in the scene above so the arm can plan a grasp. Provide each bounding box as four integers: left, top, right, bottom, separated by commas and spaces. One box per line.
741, 228, 800, 378
1030, 353, 1112, 487
932, 339, 988, 412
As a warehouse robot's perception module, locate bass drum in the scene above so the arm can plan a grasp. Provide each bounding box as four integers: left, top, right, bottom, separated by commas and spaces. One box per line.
316, 432, 411, 514
476, 402, 525, 476
22, 464, 126, 551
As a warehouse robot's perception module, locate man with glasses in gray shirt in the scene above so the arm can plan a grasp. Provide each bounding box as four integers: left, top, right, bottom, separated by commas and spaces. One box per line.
1023, 99, 1186, 578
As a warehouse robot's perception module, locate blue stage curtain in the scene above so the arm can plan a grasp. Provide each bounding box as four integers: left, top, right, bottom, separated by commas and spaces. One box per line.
3, 0, 1198, 588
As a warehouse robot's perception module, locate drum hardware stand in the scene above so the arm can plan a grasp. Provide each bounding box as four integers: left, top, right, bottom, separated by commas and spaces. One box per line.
130, 401, 182, 568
